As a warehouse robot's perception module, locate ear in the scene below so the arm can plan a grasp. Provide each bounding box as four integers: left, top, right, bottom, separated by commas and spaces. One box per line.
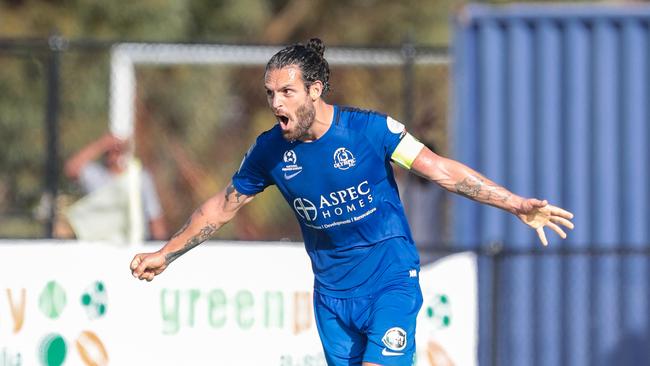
308, 81, 323, 101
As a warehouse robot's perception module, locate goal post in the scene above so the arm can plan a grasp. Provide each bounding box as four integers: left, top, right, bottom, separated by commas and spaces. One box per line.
109, 42, 449, 139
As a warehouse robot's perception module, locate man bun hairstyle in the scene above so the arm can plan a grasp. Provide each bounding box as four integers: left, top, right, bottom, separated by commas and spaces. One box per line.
266, 37, 331, 96
306, 38, 325, 58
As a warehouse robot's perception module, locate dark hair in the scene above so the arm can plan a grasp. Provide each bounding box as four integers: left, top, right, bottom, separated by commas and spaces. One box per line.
266, 38, 331, 96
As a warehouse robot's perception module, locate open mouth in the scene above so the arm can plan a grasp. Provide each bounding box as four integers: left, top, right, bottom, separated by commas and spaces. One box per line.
277, 115, 289, 125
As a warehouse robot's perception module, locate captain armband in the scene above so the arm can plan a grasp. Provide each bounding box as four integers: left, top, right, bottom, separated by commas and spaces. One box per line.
391, 132, 425, 170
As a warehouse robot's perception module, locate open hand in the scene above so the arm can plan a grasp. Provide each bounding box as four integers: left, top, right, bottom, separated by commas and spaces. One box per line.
130, 251, 168, 282
516, 199, 574, 246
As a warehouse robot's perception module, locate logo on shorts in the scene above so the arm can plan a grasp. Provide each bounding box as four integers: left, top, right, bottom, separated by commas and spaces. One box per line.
282, 150, 303, 180
381, 348, 404, 357
333, 147, 356, 170
382, 327, 407, 352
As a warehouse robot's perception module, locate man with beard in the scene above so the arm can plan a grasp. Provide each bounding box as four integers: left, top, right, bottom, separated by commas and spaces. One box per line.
130, 38, 574, 366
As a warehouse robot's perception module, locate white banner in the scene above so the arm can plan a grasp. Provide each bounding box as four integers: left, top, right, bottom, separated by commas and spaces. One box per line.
0, 241, 476, 366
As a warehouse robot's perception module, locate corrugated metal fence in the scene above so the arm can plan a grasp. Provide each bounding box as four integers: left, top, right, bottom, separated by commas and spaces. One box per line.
452, 4, 650, 366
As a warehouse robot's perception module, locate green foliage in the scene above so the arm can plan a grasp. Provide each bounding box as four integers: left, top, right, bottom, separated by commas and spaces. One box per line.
186, 0, 272, 41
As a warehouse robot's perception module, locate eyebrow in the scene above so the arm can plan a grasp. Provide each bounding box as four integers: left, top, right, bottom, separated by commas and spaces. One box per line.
265, 82, 297, 91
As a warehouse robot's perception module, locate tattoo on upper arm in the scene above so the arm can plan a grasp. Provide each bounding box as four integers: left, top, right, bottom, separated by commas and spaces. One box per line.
225, 184, 244, 203
455, 176, 483, 198
165, 223, 217, 264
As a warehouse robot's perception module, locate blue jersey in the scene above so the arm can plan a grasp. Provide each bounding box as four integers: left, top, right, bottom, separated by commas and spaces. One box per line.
232, 105, 420, 297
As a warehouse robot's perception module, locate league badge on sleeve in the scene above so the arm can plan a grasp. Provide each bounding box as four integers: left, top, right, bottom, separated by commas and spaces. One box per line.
386, 116, 405, 135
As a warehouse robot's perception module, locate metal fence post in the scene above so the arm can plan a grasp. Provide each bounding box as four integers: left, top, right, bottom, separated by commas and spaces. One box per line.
489, 242, 504, 366
43, 34, 65, 238
401, 36, 416, 126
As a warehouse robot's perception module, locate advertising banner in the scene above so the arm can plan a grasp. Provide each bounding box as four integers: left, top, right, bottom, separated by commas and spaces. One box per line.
0, 241, 475, 366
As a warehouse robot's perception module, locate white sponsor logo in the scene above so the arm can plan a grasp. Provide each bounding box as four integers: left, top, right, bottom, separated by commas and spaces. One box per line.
318, 181, 373, 220
387, 116, 405, 134
409, 269, 418, 278
282, 150, 303, 180
381, 348, 404, 357
333, 147, 356, 170
284, 171, 302, 180
291, 181, 377, 228
382, 327, 407, 351
292, 198, 318, 222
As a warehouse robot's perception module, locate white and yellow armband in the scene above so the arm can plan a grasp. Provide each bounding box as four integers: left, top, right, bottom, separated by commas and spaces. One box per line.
391, 132, 424, 169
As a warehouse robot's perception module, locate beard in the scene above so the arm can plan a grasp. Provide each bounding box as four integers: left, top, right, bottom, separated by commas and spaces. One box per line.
282, 102, 316, 141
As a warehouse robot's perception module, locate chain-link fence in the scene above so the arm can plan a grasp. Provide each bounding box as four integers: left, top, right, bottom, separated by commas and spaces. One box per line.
0, 37, 451, 244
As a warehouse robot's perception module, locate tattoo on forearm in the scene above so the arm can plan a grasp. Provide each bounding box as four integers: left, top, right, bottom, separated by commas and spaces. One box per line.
165, 223, 217, 264
486, 187, 512, 203
225, 184, 243, 203
455, 176, 483, 198
170, 220, 190, 239
170, 207, 207, 239
455, 175, 511, 204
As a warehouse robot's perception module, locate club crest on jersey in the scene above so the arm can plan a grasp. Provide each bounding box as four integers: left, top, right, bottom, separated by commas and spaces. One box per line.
333, 147, 356, 170
382, 327, 407, 351
282, 150, 303, 180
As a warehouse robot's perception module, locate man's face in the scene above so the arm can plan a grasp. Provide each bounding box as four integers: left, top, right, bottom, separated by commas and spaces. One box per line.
264, 66, 316, 141
104, 145, 127, 170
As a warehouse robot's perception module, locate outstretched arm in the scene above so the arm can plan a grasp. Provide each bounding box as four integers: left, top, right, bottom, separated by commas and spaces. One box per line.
130, 182, 254, 281
403, 142, 574, 246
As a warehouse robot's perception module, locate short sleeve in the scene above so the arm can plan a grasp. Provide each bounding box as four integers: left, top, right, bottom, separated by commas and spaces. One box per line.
231, 138, 273, 195
364, 114, 407, 160
78, 162, 111, 193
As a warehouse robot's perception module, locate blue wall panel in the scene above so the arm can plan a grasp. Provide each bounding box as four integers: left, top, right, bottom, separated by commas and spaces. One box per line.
534, 21, 563, 366
562, 21, 592, 366
452, 5, 650, 366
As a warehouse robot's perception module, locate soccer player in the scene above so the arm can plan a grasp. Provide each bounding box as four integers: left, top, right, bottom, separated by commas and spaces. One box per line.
130, 38, 574, 366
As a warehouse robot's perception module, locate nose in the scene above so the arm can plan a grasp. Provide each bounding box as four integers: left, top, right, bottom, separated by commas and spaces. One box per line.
271, 94, 283, 110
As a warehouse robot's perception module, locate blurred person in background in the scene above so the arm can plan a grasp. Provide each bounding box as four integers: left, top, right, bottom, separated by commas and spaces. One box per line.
130, 38, 574, 365
64, 133, 168, 241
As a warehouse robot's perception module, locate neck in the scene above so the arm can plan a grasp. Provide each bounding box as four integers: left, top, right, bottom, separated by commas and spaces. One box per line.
302, 100, 334, 142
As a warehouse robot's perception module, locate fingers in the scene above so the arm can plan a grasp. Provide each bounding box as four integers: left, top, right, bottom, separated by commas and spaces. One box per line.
134, 258, 152, 279
130, 255, 142, 271
134, 268, 156, 282
131, 255, 154, 281
548, 205, 574, 219
546, 221, 567, 239
536, 227, 548, 246
550, 216, 574, 230
130, 252, 166, 282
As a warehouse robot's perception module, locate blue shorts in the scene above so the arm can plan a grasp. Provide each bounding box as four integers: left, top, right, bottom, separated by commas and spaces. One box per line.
313, 279, 423, 366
